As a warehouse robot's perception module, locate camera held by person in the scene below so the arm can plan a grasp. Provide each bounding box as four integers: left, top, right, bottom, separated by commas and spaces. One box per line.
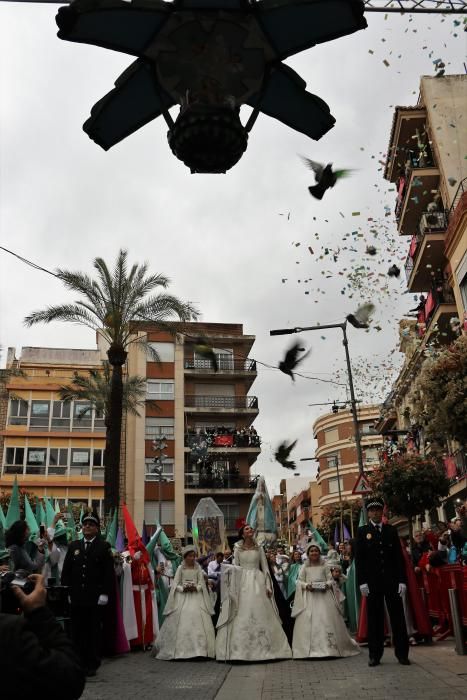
0, 573, 85, 699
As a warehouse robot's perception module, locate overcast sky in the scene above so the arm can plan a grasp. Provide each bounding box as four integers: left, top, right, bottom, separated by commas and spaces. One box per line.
0, 4, 464, 496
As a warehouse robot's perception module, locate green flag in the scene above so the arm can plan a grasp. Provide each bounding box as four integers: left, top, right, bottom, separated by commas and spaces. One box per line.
24, 495, 39, 541
106, 509, 118, 548
66, 504, 78, 542
0, 503, 6, 529
147, 523, 181, 566
306, 521, 328, 553
44, 497, 56, 528
5, 477, 21, 528
358, 506, 368, 527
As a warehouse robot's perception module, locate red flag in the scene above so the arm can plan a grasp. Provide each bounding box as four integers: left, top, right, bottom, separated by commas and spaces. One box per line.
122, 503, 149, 563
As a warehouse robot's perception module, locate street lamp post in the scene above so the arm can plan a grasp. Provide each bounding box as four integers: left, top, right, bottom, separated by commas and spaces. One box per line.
152, 437, 168, 524
270, 322, 365, 475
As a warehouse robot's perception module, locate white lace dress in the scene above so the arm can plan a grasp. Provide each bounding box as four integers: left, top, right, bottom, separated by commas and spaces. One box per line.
152, 563, 215, 660
216, 543, 292, 661
291, 563, 360, 659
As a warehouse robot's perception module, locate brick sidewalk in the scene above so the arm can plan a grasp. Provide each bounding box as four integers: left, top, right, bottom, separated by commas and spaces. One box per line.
82, 641, 467, 700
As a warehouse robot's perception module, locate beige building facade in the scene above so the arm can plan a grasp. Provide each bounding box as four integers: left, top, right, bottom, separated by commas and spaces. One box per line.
314, 405, 383, 509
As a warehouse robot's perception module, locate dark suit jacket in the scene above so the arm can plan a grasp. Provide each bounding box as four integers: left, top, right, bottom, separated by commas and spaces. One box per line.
61, 536, 115, 607
355, 523, 406, 593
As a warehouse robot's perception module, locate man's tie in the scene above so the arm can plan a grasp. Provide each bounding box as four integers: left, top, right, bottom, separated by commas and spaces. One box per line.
85, 540, 91, 551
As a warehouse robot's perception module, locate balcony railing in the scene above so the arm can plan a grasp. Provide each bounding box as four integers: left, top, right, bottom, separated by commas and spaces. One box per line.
185, 473, 259, 489
404, 210, 447, 284
185, 429, 261, 449
185, 358, 257, 372
417, 286, 456, 337
395, 154, 436, 220
447, 449, 467, 485
185, 395, 258, 409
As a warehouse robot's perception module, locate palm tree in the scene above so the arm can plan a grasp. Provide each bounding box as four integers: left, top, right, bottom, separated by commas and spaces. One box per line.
24, 249, 198, 511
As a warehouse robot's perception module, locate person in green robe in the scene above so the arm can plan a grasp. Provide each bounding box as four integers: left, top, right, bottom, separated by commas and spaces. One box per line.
286, 550, 304, 604
343, 540, 360, 634
146, 525, 182, 627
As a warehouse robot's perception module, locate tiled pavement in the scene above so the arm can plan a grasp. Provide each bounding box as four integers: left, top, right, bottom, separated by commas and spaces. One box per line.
82, 641, 467, 700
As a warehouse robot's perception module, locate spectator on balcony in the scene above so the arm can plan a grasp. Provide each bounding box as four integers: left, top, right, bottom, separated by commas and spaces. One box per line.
409, 295, 426, 315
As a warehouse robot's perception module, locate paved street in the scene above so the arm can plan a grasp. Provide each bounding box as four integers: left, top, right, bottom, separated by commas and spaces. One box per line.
82, 641, 467, 700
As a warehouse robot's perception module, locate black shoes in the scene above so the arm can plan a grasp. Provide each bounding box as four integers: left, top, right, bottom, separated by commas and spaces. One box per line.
398, 658, 411, 666
368, 658, 381, 667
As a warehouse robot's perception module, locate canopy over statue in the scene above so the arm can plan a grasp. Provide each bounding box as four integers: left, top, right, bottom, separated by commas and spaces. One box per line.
246, 476, 277, 545
191, 497, 225, 555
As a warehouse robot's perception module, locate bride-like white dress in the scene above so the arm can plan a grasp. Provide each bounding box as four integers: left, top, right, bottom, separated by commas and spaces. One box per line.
216, 542, 292, 661
291, 562, 360, 659
152, 562, 215, 660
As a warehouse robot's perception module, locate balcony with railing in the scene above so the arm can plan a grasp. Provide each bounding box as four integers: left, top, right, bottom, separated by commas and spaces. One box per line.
185, 395, 259, 412
414, 285, 458, 342
184, 472, 259, 490
185, 357, 257, 374
185, 428, 261, 451
404, 210, 448, 291
446, 449, 467, 487
392, 140, 441, 235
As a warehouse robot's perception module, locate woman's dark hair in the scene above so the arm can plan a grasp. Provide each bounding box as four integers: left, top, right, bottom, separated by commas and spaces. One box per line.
238, 525, 245, 540
6, 520, 28, 548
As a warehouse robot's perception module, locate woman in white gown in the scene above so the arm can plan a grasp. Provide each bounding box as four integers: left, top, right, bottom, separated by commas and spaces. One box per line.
216, 525, 292, 661
152, 546, 215, 660
292, 543, 360, 659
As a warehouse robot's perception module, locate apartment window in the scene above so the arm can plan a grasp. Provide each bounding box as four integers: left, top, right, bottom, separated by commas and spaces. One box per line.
51, 401, 71, 430
219, 503, 240, 529
26, 448, 47, 474
193, 348, 233, 370
364, 447, 379, 464
70, 448, 90, 476
145, 458, 174, 481
361, 422, 377, 435
92, 449, 104, 481
4, 447, 25, 474
324, 427, 339, 444
328, 477, 344, 494
8, 399, 28, 426
147, 380, 174, 401
72, 401, 92, 431
30, 401, 50, 429
326, 452, 341, 469
94, 408, 105, 431
144, 501, 175, 525
147, 342, 175, 362
49, 447, 69, 475
145, 417, 174, 440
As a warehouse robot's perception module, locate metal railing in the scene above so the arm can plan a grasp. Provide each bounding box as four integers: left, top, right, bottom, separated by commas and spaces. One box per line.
404, 210, 447, 283
185, 358, 257, 372
185, 430, 261, 449
449, 449, 467, 485
184, 473, 259, 489
448, 177, 467, 221
185, 395, 258, 409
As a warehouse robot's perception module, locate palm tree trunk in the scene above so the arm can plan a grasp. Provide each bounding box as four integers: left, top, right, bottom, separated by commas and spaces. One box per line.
105, 345, 127, 513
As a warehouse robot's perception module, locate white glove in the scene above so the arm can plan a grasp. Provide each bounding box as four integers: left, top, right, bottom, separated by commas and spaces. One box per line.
360, 583, 370, 597
398, 583, 407, 597
97, 594, 108, 606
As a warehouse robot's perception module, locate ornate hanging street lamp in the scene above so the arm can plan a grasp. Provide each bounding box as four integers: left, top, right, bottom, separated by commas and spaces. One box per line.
56, 0, 367, 172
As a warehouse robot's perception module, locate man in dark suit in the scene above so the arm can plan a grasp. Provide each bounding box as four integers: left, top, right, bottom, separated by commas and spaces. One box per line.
61, 512, 115, 676
355, 496, 409, 667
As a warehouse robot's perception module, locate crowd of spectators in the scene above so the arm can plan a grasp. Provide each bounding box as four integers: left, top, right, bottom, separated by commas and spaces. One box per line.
186, 425, 261, 449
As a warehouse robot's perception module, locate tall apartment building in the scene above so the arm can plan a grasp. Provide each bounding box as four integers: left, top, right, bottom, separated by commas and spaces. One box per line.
124, 322, 261, 538
378, 74, 467, 517
0, 347, 106, 511
314, 405, 383, 509
384, 74, 466, 346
